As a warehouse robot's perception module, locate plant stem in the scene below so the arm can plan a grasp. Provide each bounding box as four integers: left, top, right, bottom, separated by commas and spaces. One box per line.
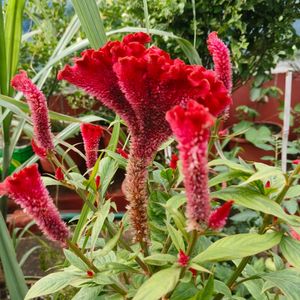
67, 240, 99, 273
213, 163, 300, 300
208, 118, 221, 154
162, 236, 172, 254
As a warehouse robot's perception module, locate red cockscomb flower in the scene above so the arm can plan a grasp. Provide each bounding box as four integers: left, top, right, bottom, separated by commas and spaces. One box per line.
166, 100, 215, 231
208, 200, 234, 230
11, 71, 54, 153
207, 32, 232, 93
0, 164, 69, 245
80, 123, 103, 169
58, 32, 231, 242
169, 154, 179, 170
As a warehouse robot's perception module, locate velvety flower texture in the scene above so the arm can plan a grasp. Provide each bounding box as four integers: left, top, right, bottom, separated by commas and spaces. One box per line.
58, 32, 231, 242
0, 164, 69, 245
207, 32, 232, 93
80, 123, 103, 169
31, 139, 47, 159
11, 71, 54, 153
208, 200, 234, 230
166, 100, 215, 231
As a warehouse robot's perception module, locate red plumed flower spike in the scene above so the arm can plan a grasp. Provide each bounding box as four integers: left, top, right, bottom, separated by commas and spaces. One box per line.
55, 167, 64, 181
166, 100, 215, 231
178, 250, 189, 267
208, 200, 234, 230
11, 71, 54, 152
207, 32, 232, 93
169, 154, 179, 170
0, 164, 69, 245
31, 139, 47, 159
80, 123, 103, 169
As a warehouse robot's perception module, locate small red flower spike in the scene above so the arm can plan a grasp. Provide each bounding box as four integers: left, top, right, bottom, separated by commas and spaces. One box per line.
265, 180, 271, 189
208, 200, 234, 230
0, 164, 69, 245
292, 159, 300, 165
80, 123, 103, 169
95, 175, 101, 189
189, 267, 197, 277
31, 139, 47, 159
207, 32, 232, 93
169, 154, 179, 170
117, 147, 129, 159
11, 71, 54, 152
290, 229, 300, 241
55, 167, 64, 181
86, 270, 94, 277
166, 100, 215, 231
178, 250, 189, 267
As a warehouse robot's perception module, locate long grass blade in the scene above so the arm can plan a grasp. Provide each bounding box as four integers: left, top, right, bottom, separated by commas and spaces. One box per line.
0, 1, 7, 95
71, 0, 107, 49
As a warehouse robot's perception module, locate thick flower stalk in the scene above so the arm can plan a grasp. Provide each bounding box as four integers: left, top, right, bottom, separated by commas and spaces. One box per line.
166, 100, 215, 231
207, 32, 232, 93
80, 123, 103, 169
58, 32, 231, 242
0, 164, 69, 245
208, 200, 234, 230
11, 71, 54, 154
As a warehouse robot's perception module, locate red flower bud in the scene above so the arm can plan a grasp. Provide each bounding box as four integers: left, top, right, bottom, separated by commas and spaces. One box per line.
117, 147, 129, 159
208, 200, 234, 230
55, 167, 64, 181
95, 175, 101, 189
265, 180, 271, 189
86, 270, 94, 277
178, 250, 189, 267
169, 154, 179, 170
292, 159, 300, 165
189, 267, 197, 277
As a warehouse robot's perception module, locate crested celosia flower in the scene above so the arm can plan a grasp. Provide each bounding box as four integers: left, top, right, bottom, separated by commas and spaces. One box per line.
169, 153, 179, 170
207, 32, 232, 93
0, 164, 69, 245
80, 123, 103, 169
31, 139, 47, 159
11, 71, 54, 153
208, 200, 234, 230
178, 250, 189, 267
58, 32, 231, 242
166, 100, 215, 231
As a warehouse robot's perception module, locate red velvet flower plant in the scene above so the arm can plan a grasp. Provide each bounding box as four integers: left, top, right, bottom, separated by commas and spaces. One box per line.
58, 32, 232, 242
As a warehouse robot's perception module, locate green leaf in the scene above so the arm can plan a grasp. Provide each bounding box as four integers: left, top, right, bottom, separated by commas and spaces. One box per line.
5, 0, 26, 83
63, 249, 89, 271
90, 201, 111, 251
286, 185, 300, 199
211, 186, 300, 227
143, 254, 176, 266
72, 286, 103, 300
166, 223, 185, 252
260, 269, 300, 300
25, 272, 75, 299
194, 275, 214, 300
0, 213, 27, 300
214, 280, 231, 298
192, 232, 282, 263
71, 0, 107, 49
98, 157, 118, 197
106, 115, 120, 152
279, 236, 300, 268
208, 159, 253, 174
240, 165, 284, 186
209, 170, 247, 187
133, 267, 181, 300
0, 1, 7, 94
